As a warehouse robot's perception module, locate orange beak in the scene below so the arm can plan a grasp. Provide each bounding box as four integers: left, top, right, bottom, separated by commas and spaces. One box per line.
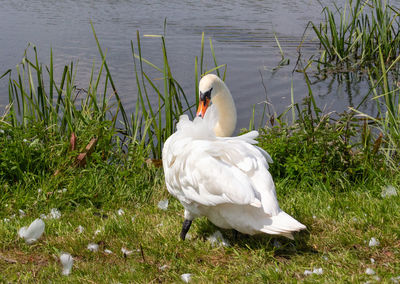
196, 97, 210, 118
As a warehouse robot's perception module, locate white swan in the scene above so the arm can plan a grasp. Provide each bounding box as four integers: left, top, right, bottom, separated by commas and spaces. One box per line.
162, 74, 306, 240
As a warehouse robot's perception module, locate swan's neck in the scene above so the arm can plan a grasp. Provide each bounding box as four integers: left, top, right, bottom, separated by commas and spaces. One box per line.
212, 87, 237, 137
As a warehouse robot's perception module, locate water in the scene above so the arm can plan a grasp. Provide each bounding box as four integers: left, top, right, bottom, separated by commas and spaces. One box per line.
0, 0, 372, 132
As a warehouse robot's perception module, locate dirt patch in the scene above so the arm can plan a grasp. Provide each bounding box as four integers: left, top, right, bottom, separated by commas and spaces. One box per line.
0, 249, 50, 266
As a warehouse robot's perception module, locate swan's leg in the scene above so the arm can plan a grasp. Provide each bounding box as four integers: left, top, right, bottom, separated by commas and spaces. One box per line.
180, 209, 196, 240
180, 219, 192, 240
233, 229, 239, 241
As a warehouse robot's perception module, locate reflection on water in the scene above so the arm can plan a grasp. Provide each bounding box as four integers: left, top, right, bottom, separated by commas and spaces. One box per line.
0, 0, 371, 131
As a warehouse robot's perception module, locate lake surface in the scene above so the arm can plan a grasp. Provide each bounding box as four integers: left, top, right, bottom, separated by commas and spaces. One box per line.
0, 0, 372, 132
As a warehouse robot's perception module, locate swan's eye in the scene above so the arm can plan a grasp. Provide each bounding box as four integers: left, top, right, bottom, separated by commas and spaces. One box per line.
199, 88, 213, 105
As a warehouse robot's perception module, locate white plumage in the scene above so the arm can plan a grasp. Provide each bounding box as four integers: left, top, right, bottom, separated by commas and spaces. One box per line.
60, 252, 74, 276
18, 218, 45, 244
162, 74, 306, 239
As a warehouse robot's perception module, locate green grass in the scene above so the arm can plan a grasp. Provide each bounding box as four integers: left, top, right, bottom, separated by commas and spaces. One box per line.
1, 113, 399, 282
1, 167, 399, 282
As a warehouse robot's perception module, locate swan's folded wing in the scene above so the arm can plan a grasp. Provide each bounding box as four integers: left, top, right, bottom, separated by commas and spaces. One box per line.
214, 138, 280, 216
223, 131, 273, 165
183, 139, 279, 216
174, 140, 263, 209
162, 121, 276, 214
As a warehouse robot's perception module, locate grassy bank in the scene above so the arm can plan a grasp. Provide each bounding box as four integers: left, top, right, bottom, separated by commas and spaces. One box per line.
0, 120, 399, 282
1, 1, 400, 281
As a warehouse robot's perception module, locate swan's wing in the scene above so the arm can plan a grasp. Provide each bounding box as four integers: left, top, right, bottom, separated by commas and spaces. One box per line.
164, 137, 280, 215
226, 130, 273, 165
162, 116, 279, 216
217, 137, 280, 216
176, 140, 263, 208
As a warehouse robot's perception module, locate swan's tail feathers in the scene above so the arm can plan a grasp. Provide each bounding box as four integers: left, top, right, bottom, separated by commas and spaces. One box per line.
260, 211, 306, 240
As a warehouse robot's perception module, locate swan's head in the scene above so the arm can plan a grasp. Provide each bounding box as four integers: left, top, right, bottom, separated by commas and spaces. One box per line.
196, 74, 237, 137
196, 74, 223, 118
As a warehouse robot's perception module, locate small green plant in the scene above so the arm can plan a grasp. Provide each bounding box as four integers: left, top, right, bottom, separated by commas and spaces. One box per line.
257, 65, 386, 189
0, 120, 161, 211
258, 101, 383, 190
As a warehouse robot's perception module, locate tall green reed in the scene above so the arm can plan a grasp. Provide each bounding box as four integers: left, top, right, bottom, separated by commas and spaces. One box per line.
128, 31, 226, 158
1, 43, 113, 136
1, 26, 226, 159
311, 0, 400, 70
351, 49, 400, 166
